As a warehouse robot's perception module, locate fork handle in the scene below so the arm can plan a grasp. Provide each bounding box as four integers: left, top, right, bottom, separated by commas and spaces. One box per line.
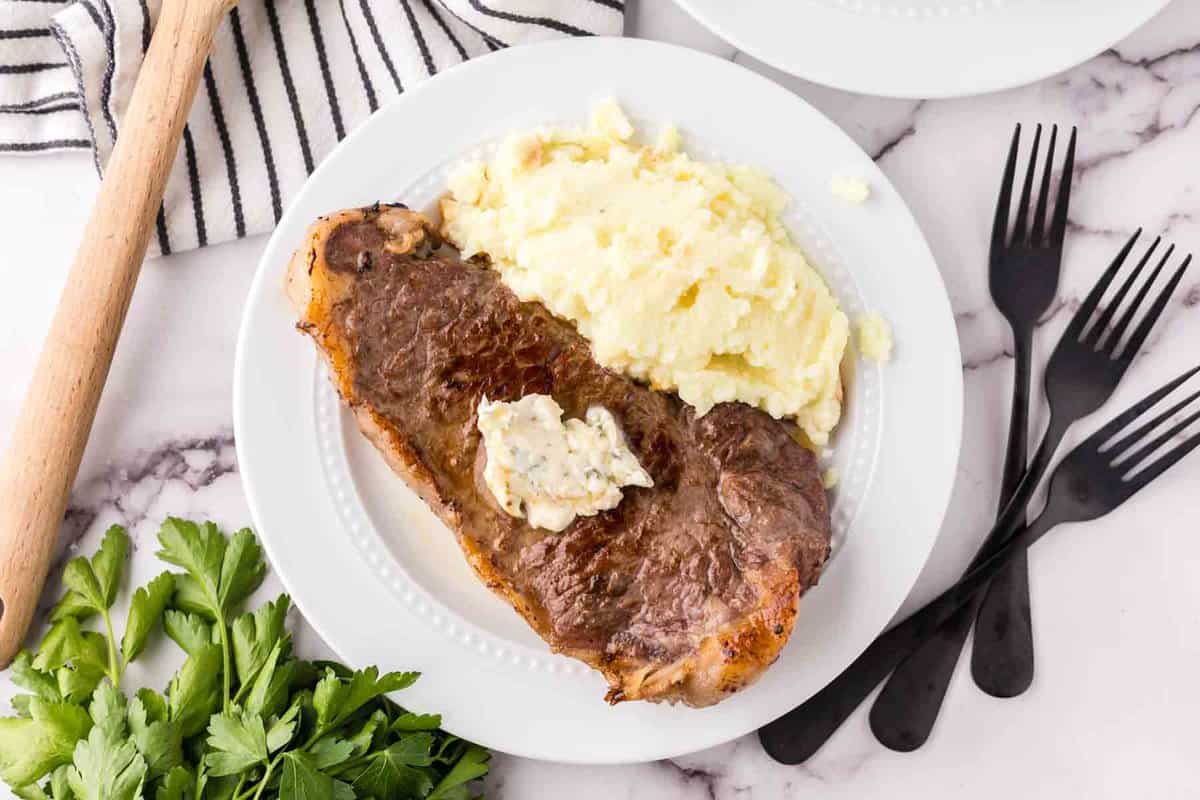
971, 399, 1065, 697
0, 0, 232, 668
1001, 333, 1034, 497
971, 550, 1033, 695
759, 513, 1056, 764
869, 332, 1035, 749
971, 335, 1035, 696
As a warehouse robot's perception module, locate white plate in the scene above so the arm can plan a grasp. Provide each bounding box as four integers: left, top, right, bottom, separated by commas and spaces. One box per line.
234, 37, 962, 764
674, 0, 1171, 98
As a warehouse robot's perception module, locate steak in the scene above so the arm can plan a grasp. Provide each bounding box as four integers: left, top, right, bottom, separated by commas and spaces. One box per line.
286, 205, 832, 707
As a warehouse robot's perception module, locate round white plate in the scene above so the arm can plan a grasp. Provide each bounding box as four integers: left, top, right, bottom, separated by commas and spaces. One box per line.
234, 37, 962, 764
674, 0, 1171, 98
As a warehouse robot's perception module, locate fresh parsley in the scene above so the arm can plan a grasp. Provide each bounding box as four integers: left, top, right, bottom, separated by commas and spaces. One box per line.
0, 518, 489, 799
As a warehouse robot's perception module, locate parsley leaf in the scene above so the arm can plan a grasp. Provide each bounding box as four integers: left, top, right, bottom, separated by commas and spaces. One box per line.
428, 743, 490, 800
10, 653, 61, 708
57, 560, 105, 625
121, 572, 174, 665
166, 644, 222, 738
391, 712, 442, 733
231, 595, 290, 689
167, 576, 214, 622
86, 682, 125, 738
216, 530, 266, 614
154, 765, 193, 800
345, 710, 389, 758
127, 692, 181, 779
55, 663, 107, 708
155, 519, 225, 606
157, 520, 264, 620
196, 773, 240, 800
12, 765, 69, 800
55, 528, 130, 688
313, 667, 419, 733
243, 643, 292, 720
387, 732, 435, 767
12, 781, 48, 800
204, 709, 268, 777
279, 752, 354, 800
32, 620, 108, 704
265, 717, 297, 755
48, 590, 95, 625
134, 689, 168, 726
158, 519, 265, 715
66, 725, 146, 800
0, 699, 92, 786
307, 736, 355, 770
90, 527, 130, 609
32, 621, 97, 673
161, 611, 212, 656
350, 739, 436, 799
59, 527, 129, 617
48, 765, 72, 800
264, 694, 303, 755
9, 697, 32, 720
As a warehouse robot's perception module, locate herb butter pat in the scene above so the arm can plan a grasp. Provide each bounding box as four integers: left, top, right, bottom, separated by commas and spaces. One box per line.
477, 394, 653, 532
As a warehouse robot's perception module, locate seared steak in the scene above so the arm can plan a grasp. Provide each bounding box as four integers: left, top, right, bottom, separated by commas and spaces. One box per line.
286, 205, 832, 707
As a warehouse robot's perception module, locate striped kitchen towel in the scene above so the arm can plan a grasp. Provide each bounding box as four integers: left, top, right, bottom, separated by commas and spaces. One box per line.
0, 0, 624, 254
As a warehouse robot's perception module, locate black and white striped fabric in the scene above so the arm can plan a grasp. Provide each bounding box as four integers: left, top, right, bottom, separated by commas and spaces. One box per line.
0, 0, 624, 254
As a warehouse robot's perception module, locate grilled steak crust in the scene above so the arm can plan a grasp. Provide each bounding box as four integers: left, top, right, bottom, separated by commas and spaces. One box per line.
287, 205, 832, 707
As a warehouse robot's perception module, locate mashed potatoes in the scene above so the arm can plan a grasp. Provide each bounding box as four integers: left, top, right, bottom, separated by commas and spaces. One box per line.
442, 101, 850, 445
830, 175, 871, 205
857, 313, 893, 362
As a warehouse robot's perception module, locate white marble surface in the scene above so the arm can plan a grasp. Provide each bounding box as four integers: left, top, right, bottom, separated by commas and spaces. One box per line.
3, 1, 1200, 797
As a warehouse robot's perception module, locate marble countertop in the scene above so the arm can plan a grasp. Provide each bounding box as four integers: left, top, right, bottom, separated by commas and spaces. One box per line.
3, 1, 1199, 797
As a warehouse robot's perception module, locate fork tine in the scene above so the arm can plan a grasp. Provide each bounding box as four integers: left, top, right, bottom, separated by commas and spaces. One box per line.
1088, 364, 1200, 442
1125, 429, 1200, 494
991, 126, 1021, 258
1116, 257, 1190, 362
1087, 238, 1163, 347
1010, 124, 1042, 246
1030, 125, 1058, 245
1047, 128, 1077, 250
1065, 229, 1141, 339
1120, 407, 1200, 472
1103, 245, 1172, 350
1105, 387, 1200, 458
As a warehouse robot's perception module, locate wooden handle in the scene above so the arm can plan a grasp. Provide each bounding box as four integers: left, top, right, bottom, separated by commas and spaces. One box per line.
0, 0, 233, 666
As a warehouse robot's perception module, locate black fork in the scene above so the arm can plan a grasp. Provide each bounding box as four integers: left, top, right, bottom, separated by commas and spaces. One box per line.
971, 231, 1190, 692
869, 231, 1188, 750
759, 365, 1200, 764
973, 124, 1071, 699
989, 125, 1073, 441
866, 126, 1073, 750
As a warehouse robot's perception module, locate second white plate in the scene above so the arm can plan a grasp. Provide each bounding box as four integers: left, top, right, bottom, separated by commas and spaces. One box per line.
234, 37, 963, 763
675, 0, 1171, 98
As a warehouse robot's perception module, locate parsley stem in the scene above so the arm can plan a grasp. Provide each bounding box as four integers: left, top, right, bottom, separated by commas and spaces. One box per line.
100, 607, 120, 688
233, 676, 254, 706
216, 610, 233, 711
250, 755, 280, 800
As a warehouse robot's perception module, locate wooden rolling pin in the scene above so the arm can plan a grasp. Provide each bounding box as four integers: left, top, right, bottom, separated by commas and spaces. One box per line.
0, 0, 236, 667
